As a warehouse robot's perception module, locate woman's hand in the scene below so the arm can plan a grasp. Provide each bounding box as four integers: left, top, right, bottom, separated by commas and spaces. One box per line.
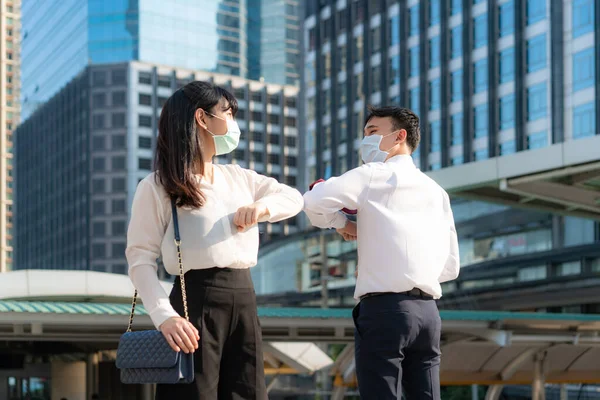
234, 202, 270, 232
159, 317, 200, 353
336, 220, 357, 241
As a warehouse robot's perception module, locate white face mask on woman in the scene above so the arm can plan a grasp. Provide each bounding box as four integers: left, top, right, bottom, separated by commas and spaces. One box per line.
205, 112, 241, 155
359, 131, 399, 163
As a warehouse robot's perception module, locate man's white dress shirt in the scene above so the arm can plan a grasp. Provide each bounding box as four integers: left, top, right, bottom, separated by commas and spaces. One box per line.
303, 155, 460, 300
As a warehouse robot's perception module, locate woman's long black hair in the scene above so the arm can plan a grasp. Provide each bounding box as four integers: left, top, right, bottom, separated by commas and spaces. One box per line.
154, 81, 238, 208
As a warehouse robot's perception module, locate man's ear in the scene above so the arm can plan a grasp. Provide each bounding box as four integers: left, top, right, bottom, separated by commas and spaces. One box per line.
195, 109, 208, 129
396, 129, 407, 143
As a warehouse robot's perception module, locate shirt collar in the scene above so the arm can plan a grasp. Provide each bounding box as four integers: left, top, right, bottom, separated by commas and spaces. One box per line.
386, 154, 417, 167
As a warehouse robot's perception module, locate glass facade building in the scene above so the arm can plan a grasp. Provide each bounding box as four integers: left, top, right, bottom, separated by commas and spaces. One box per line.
251, 0, 600, 312
21, 0, 300, 120
15, 61, 300, 273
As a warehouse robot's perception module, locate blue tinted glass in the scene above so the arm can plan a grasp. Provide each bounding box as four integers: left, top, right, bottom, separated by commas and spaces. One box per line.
474, 58, 488, 93
474, 103, 489, 138
430, 79, 441, 110
474, 14, 488, 49
410, 5, 419, 36
528, 131, 548, 149
573, 102, 595, 139
410, 47, 419, 77
390, 15, 400, 46
430, 162, 441, 170
430, 120, 441, 152
527, 34, 547, 73
430, 36, 440, 68
527, 0, 546, 25
500, 48, 515, 83
473, 0, 485, 3
452, 155, 464, 165
452, 69, 463, 102
500, 140, 516, 155
389, 56, 400, 85
452, 0, 462, 15
527, 83, 547, 121
88, 0, 139, 63
500, 93, 516, 130
573, 48, 595, 92
573, 0, 594, 37
499, 1, 514, 37
474, 149, 488, 160
452, 113, 464, 145
451, 26, 463, 58
410, 87, 420, 113
430, 0, 440, 26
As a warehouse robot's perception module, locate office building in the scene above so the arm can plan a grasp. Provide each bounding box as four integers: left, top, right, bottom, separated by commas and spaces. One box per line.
15, 61, 300, 273
251, 0, 600, 312
20, 0, 300, 120
0, 0, 19, 272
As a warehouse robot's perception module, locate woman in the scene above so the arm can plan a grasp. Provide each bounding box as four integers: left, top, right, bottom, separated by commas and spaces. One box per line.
126, 81, 303, 399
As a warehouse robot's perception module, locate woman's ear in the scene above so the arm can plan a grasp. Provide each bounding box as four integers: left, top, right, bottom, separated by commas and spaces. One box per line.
195, 109, 208, 129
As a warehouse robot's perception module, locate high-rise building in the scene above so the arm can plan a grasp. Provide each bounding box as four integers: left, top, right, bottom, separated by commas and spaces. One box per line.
20, 0, 301, 120
0, 0, 19, 272
15, 61, 300, 273
250, 0, 600, 310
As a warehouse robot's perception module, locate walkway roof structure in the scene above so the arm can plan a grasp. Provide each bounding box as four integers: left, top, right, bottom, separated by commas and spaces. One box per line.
426, 134, 600, 220
1, 300, 600, 386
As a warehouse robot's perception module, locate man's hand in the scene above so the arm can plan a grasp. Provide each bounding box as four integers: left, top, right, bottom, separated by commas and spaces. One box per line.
234, 202, 270, 232
336, 220, 357, 241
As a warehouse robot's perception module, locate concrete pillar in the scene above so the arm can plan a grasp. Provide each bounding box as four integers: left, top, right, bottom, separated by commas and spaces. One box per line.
86, 353, 99, 399
51, 361, 86, 400
472, 384, 479, 400
531, 352, 547, 400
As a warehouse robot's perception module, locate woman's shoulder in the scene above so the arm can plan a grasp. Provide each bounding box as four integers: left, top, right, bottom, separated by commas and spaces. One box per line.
137, 172, 169, 199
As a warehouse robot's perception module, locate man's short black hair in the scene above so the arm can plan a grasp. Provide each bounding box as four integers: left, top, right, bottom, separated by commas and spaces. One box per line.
364, 105, 420, 152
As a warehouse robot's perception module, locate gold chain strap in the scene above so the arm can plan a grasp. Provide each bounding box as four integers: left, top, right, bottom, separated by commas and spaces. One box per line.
126, 238, 189, 332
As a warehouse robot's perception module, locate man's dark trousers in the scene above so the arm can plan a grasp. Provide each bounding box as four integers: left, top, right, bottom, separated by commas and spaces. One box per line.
352, 292, 442, 400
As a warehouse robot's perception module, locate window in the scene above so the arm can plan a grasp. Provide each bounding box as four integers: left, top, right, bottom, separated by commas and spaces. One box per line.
112, 113, 126, 128
500, 94, 515, 130
499, 48, 515, 83
112, 69, 127, 85
93, 244, 106, 259
573, 48, 595, 92
112, 156, 126, 170
251, 111, 263, 122
112, 135, 126, 149
139, 114, 152, 127
112, 243, 126, 258
93, 115, 105, 129
528, 131, 548, 149
93, 179, 105, 193
409, 5, 419, 36
451, 26, 462, 59
430, 0, 440, 26
451, 0, 462, 15
451, 113, 464, 145
527, 0, 546, 25
268, 94, 280, 105
268, 114, 280, 125
139, 93, 151, 106
157, 76, 171, 88
499, 1, 515, 37
138, 136, 152, 149
112, 220, 126, 235
269, 134, 280, 145
573, 0, 594, 38
430, 121, 441, 152
500, 140, 516, 155
474, 59, 488, 93
112, 178, 126, 192
112, 91, 126, 106
527, 34, 547, 73
93, 222, 106, 236
518, 265, 547, 281
93, 71, 106, 86
451, 70, 463, 102
372, 65, 382, 93
410, 47, 419, 77
93, 93, 106, 107
371, 26, 381, 53
93, 157, 105, 171
451, 155, 464, 165
429, 79, 441, 111
389, 56, 400, 86
389, 15, 400, 46
138, 158, 152, 170
558, 261, 581, 276
93, 200, 105, 215
474, 14, 488, 49
138, 72, 152, 85
429, 37, 440, 68
473, 148, 488, 160
410, 88, 420, 113
527, 83, 547, 121
474, 104, 489, 138
573, 102, 595, 139
93, 136, 105, 149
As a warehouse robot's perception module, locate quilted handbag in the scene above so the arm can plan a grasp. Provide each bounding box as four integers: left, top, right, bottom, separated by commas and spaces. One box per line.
116, 198, 194, 384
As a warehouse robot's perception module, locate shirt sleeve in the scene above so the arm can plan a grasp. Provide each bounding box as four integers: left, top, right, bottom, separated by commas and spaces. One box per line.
438, 190, 460, 283
125, 178, 179, 329
239, 166, 304, 223
302, 164, 373, 229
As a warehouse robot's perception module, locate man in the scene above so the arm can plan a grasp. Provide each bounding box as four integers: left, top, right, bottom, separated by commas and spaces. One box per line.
303, 106, 460, 400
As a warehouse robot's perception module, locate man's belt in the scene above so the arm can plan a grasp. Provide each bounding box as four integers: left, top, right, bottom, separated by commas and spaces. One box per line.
360, 288, 434, 301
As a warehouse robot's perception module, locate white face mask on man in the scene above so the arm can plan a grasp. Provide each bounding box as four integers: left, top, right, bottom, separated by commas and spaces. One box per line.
359, 130, 399, 163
